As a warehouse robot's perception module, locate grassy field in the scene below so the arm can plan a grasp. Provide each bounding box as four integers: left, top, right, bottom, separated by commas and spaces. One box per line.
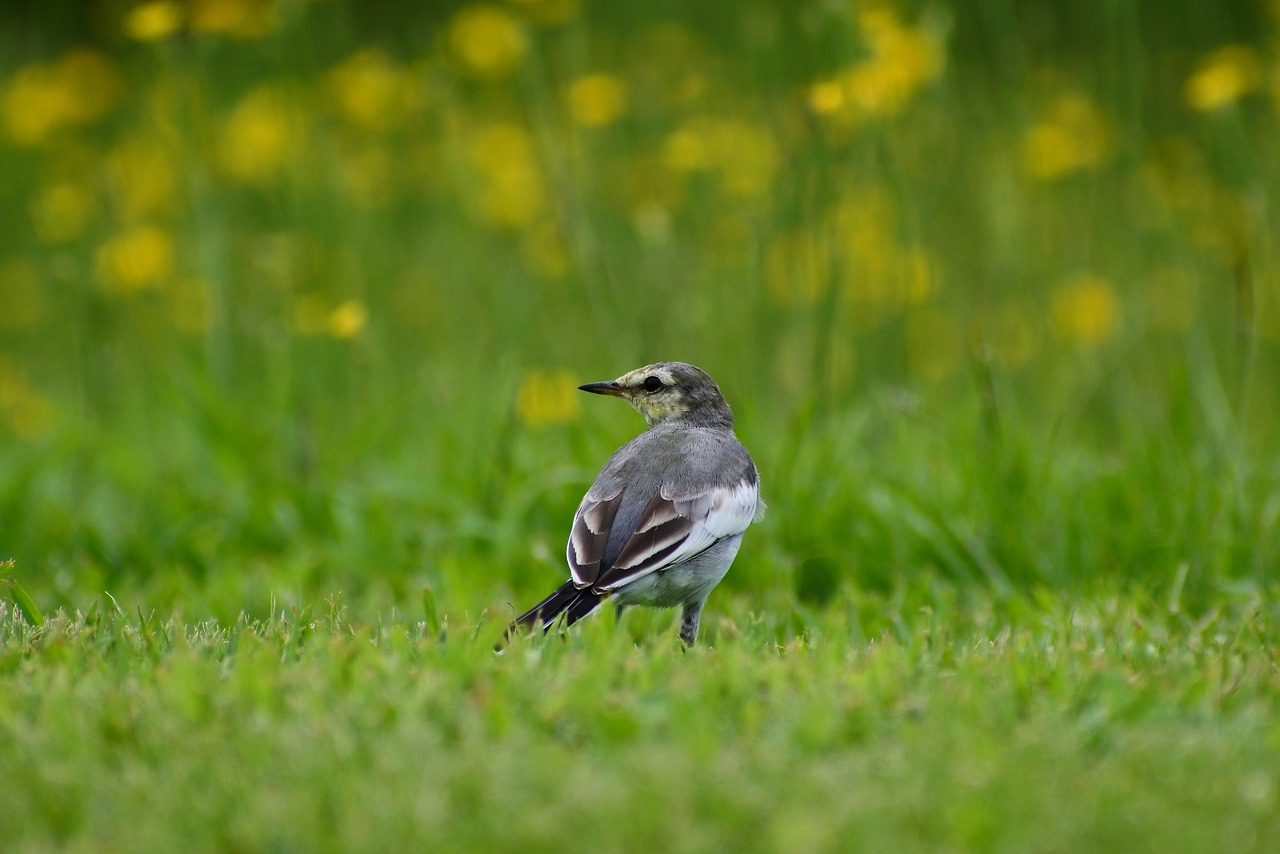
3, 0, 1280, 850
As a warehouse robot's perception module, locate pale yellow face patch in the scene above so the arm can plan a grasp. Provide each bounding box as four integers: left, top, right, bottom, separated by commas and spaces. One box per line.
613, 365, 689, 425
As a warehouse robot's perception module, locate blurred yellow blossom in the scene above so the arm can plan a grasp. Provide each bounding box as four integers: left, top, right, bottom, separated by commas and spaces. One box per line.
0, 261, 44, 328
1052, 274, 1121, 345
218, 86, 298, 184
2, 50, 122, 145
661, 118, 778, 198
326, 50, 420, 132
125, 2, 184, 41
1023, 93, 1115, 180
448, 6, 527, 80
808, 9, 945, 123
515, 369, 581, 427
94, 225, 176, 295
327, 299, 368, 339
0, 359, 55, 441
189, 0, 276, 38
1185, 45, 1261, 110
566, 74, 628, 128
466, 122, 547, 228
31, 182, 95, 244
905, 308, 963, 381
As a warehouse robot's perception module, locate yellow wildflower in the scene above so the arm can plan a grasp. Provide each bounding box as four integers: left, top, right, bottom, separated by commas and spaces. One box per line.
1023, 92, 1114, 180
448, 6, 527, 80
218, 86, 297, 184
515, 369, 581, 427
467, 122, 546, 228
327, 300, 368, 339
125, 2, 184, 41
94, 225, 176, 295
1051, 274, 1121, 345
2, 50, 122, 145
1185, 45, 1261, 110
326, 50, 418, 132
566, 74, 628, 128
189, 0, 276, 38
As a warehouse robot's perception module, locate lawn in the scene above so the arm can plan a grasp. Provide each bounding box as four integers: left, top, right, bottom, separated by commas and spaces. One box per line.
2, 0, 1279, 850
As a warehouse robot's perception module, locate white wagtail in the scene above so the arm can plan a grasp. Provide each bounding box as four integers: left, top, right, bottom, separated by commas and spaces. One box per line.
511, 362, 763, 646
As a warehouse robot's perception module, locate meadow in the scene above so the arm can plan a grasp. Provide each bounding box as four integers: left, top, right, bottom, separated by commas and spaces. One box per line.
2, 0, 1279, 849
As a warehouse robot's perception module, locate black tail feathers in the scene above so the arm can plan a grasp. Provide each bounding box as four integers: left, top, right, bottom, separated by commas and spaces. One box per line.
506, 581, 602, 642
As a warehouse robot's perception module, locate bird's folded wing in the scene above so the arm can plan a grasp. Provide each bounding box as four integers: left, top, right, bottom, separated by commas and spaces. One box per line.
567, 488, 623, 586
593, 479, 759, 593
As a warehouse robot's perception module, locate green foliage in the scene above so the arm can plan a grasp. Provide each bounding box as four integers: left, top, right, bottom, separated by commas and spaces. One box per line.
2, 587, 1278, 852
1, 2, 1279, 848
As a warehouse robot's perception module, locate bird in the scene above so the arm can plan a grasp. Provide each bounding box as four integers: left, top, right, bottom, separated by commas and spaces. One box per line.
509, 361, 763, 646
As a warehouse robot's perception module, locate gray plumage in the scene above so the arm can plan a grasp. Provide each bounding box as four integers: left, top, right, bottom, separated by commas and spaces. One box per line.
511, 362, 763, 646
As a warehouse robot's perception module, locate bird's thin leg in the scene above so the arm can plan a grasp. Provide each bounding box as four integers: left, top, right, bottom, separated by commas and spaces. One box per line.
614, 602, 627, 622
678, 601, 703, 646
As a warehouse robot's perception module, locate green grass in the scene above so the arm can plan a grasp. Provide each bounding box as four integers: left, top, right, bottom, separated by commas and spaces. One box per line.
3, 586, 1278, 852
3, 0, 1280, 849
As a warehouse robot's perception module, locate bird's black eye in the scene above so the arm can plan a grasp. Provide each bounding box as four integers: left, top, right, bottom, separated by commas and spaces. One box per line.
643, 376, 664, 392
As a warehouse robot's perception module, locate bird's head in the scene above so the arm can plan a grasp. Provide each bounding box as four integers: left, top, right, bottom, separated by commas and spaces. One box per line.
579, 362, 734, 428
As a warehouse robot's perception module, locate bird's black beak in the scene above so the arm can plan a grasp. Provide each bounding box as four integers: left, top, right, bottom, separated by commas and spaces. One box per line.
579, 380, 626, 396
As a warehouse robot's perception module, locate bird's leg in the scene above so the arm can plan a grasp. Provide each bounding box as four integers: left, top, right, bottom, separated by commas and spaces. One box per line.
678, 601, 703, 646
614, 602, 627, 622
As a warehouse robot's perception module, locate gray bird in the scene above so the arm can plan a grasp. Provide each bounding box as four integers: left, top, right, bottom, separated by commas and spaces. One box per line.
511, 362, 763, 646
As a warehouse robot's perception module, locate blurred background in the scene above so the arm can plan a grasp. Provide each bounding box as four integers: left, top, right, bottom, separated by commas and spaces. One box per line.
1, 0, 1277, 623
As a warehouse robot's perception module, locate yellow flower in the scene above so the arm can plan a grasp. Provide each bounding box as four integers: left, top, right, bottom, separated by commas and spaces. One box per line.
1023, 93, 1114, 180
94, 225, 176, 295
30, 182, 94, 244
218, 86, 297, 184
566, 74, 628, 128
327, 300, 368, 339
466, 122, 546, 228
2, 50, 122, 145
447, 6, 527, 80
809, 10, 946, 123
661, 118, 778, 198
1051, 274, 1121, 345
326, 50, 418, 132
1185, 45, 1261, 110
189, 0, 276, 38
125, 1, 184, 41
515, 369, 581, 427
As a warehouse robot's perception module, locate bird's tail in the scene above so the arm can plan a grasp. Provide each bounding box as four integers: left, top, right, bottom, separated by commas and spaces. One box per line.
507, 580, 602, 640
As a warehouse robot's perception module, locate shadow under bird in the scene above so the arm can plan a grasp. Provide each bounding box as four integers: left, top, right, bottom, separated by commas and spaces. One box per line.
510, 362, 764, 646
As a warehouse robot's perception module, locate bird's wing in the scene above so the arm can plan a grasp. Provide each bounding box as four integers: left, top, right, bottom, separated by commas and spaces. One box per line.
566, 488, 623, 587
590, 479, 759, 593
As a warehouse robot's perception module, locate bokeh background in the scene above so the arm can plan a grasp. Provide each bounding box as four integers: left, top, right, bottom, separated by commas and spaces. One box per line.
2, 0, 1277, 623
